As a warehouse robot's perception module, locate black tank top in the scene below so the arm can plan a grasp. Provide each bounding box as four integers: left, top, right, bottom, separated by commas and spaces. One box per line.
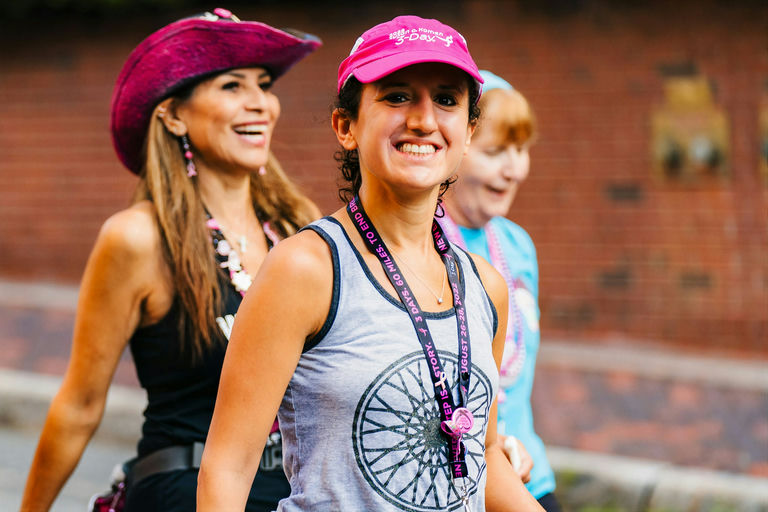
128, 276, 241, 457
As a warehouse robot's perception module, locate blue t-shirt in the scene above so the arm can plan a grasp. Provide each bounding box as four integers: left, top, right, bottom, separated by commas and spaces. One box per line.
449, 216, 555, 499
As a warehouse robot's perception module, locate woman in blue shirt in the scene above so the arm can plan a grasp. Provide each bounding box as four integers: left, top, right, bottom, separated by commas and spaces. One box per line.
440, 70, 561, 512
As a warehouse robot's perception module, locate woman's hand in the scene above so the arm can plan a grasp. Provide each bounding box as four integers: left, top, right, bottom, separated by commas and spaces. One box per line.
499, 434, 534, 483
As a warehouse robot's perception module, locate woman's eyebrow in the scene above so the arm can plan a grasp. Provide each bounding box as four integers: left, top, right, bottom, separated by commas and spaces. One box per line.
437, 83, 464, 91
221, 71, 271, 80
378, 81, 408, 89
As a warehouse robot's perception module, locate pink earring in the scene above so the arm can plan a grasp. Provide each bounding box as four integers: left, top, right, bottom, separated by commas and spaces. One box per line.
181, 135, 197, 177
258, 166, 266, 176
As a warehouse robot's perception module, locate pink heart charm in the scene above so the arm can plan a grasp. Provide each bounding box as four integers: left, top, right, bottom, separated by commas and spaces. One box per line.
441, 420, 459, 437
451, 408, 474, 434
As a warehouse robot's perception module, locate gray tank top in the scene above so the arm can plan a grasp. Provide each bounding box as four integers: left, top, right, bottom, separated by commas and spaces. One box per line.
276, 217, 499, 512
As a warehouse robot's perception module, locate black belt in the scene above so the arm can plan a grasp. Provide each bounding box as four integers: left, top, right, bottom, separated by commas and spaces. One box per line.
129, 442, 204, 487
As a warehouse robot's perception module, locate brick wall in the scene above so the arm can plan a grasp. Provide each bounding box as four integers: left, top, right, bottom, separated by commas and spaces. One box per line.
1, 0, 765, 355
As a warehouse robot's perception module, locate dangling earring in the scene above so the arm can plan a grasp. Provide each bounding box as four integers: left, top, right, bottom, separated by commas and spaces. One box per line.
258, 166, 266, 176
435, 199, 445, 218
180, 135, 197, 177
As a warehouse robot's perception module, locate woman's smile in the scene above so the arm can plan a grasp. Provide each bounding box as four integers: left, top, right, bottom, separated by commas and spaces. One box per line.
232, 121, 269, 146
393, 140, 441, 159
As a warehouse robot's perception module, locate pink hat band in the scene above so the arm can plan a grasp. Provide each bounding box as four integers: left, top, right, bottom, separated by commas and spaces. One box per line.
337, 15, 482, 95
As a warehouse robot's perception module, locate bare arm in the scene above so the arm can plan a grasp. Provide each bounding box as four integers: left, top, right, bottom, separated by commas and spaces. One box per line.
472, 255, 544, 512
20, 204, 166, 512
197, 230, 333, 510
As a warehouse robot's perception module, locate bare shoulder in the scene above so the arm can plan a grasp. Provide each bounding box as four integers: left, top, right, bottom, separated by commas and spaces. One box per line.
467, 252, 507, 309
240, 228, 334, 339
96, 200, 161, 258
261, 228, 334, 285
85, 200, 168, 305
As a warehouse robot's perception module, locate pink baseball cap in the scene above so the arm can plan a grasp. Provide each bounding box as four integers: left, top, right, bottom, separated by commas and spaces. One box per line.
337, 15, 483, 96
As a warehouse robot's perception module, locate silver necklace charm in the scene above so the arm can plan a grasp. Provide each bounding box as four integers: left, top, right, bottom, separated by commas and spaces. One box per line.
390, 248, 446, 304
458, 479, 472, 512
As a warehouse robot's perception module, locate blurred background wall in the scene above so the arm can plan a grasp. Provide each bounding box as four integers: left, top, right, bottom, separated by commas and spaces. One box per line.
1, 0, 765, 355
0, 0, 766, 508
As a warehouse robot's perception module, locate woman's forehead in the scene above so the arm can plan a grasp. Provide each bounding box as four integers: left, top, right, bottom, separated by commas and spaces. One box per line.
213, 66, 271, 79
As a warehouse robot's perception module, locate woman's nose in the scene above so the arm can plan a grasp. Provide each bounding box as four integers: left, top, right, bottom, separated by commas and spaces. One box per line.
245, 86, 267, 111
405, 96, 438, 134
501, 147, 530, 180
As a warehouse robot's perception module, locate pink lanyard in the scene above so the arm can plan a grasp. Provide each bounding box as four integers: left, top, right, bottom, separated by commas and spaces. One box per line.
348, 197, 473, 479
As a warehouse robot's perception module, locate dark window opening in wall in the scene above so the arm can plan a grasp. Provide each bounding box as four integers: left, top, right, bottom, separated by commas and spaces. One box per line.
679, 272, 712, 290
605, 183, 644, 203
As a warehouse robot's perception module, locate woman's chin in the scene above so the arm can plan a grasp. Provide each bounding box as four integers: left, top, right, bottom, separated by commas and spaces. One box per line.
477, 202, 510, 222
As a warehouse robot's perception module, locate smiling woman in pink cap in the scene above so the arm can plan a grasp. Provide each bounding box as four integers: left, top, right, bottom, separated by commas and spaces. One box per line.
20, 9, 320, 512
199, 15, 544, 512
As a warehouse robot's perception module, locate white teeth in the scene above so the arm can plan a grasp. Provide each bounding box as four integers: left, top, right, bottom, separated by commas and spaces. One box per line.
234, 125, 265, 135
239, 134, 265, 142
398, 143, 436, 155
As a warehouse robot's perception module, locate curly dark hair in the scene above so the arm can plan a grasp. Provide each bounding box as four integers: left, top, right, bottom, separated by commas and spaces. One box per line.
334, 75, 481, 204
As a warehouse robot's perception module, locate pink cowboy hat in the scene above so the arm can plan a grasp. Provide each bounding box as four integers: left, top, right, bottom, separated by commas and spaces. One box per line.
110, 8, 322, 174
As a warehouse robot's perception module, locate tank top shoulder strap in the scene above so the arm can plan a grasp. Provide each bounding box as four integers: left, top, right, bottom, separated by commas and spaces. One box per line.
299, 217, 343, 352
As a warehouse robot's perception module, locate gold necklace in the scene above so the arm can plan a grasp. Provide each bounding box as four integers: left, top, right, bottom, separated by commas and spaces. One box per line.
390, 249, 447, 304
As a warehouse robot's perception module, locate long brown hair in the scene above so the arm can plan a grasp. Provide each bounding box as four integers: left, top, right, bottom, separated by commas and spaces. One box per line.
133, 105, 318, 362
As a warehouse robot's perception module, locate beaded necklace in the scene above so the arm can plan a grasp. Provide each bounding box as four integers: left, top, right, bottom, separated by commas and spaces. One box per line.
206, 212, 281, 438
439, 212, 526, 388
206, 214, 280, 296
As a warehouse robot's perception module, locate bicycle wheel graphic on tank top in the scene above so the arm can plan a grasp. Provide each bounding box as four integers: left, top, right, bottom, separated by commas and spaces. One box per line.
352, 350, 493, 511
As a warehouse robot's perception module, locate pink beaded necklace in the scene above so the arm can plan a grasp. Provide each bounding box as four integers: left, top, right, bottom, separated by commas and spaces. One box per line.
439, 211, 526, 388
206, 215, 280, 297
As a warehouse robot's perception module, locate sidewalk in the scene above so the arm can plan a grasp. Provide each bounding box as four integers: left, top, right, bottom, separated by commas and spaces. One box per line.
1, 279, 767, 511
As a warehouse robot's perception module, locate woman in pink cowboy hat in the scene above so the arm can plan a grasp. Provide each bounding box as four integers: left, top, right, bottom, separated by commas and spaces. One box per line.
198, 15, 544, 512
21, 9, 321, 511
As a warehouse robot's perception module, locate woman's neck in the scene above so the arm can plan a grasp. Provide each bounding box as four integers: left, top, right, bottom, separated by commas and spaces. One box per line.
357, 183, 439, 255
197, 171, 255, 227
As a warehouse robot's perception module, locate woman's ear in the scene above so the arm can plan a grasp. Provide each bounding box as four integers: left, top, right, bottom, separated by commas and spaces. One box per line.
332, 108, 358, 150
156, 97, 187, 137
464, 121, 477, 155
